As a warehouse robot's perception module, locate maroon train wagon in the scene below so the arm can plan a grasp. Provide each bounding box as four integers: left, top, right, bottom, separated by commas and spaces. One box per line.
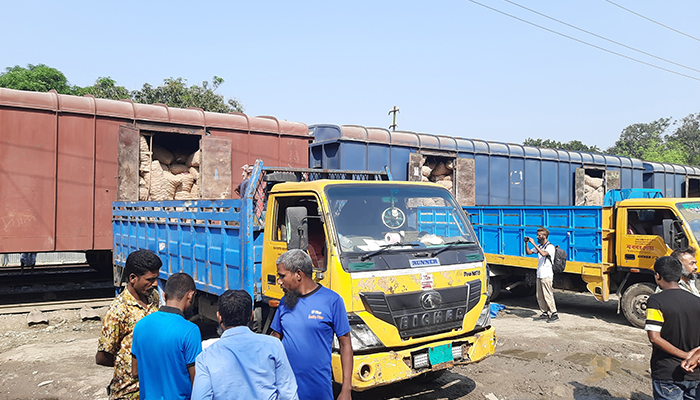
0, 88, 310, 271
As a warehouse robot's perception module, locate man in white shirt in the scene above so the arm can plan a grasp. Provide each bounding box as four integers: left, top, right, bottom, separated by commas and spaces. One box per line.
526, 227, 559, 323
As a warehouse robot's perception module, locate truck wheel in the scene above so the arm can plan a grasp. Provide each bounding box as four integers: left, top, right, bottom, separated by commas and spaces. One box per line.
488, 277, 502, 301
621, 282, 656, 328
413, 369, 447, 383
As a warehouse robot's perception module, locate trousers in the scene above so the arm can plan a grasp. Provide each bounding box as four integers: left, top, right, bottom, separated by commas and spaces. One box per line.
536, 278, 557, 314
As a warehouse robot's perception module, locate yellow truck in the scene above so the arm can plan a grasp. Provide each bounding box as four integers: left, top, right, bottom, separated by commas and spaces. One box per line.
466, 189, 700, 328
113, 161, 496, 390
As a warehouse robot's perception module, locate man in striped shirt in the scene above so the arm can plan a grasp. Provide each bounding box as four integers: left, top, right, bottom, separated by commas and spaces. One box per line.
645, 256, 700, 399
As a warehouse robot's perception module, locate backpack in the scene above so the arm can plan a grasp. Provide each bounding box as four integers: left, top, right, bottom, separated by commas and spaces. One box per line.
547, 245, 567, 273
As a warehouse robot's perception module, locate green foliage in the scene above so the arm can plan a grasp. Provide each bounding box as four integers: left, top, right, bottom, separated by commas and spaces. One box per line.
0, 64, 244, 113
132, 76, 244, 113
605, 118, 671, 160
0, 64, 73, 94
667, 113, 700, 164
75, 77, 131, 100
523, 138, 601, 153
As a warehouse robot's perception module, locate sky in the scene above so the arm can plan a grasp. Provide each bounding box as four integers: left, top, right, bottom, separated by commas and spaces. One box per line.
1, 0, 698, 150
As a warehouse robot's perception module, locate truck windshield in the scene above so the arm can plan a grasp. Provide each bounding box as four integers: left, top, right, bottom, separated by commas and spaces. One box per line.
326, 184, 475, 255
676, 201, 700, 243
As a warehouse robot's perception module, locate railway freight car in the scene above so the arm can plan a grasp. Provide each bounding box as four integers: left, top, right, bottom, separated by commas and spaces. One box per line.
308, 124, 645, 207
0, 88, 310, 279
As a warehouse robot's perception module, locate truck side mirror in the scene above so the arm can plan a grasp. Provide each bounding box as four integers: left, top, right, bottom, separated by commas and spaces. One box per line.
662, 219, 688, 249
286, 207, 309, 251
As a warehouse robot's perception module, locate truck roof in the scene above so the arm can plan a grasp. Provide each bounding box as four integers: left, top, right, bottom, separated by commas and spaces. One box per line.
267, 179, 447, 194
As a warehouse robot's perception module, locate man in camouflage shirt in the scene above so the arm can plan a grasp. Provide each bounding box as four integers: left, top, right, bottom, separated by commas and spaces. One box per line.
96, 250, 162, 399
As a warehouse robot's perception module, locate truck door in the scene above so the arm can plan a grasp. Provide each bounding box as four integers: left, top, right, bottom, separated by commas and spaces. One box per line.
262, 193, 330, 300
616, 208, 675, 270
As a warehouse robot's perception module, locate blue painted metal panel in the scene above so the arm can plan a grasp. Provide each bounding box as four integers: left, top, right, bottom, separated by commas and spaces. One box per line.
113, 199, 264, 300
464, 205, 603, 264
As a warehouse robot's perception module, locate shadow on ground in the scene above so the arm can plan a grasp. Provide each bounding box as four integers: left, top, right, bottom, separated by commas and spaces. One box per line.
340, 371, 476, 400
571, 381, 652, 400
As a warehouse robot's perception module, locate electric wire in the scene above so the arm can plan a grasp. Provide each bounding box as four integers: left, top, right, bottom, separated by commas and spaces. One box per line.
465, 0, 700, 82
501, 0, 700, 74
602, 0, 700, 43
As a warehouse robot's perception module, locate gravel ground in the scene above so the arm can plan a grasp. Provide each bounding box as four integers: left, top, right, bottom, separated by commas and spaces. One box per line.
0, 290, 654, 400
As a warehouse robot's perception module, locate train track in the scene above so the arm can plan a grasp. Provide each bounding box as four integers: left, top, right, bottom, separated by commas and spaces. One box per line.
0, 263, 115, 305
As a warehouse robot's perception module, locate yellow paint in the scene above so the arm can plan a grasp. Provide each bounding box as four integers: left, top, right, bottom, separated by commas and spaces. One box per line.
259, 180, 496, 390
332, 326, 496, 391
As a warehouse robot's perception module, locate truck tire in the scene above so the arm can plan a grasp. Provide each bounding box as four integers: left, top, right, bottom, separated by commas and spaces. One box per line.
621, 282, 656, 328
488, 277, 502, 301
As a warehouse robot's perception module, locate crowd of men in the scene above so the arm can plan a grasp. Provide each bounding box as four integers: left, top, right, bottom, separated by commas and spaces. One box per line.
96, 236, 700, 400
96, 248, 352, 400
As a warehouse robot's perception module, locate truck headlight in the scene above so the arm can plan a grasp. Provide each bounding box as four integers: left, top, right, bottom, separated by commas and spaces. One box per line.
476, 300, 491, 328
333, 322, 384, 351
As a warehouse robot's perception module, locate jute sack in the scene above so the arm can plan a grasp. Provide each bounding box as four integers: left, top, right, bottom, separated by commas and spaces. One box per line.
186, 150, 201, 167
152, 145, 175, 165
584, 175, 603, 190
431, 162, 450, 176
163, 170, 182, 199
170, 163, 189, 175
179, 173, 195, 193
149, 161, 171, 201
189, 167, 200, 180
190, 183, 200, 198
139, 136, 152, 172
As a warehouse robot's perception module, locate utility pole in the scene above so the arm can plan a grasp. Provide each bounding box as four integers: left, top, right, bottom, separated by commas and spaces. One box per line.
388, 106, 400, 131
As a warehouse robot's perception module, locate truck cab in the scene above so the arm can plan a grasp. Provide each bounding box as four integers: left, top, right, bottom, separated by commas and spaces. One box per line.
611, 195, 700, 326
260, 179, 495, 389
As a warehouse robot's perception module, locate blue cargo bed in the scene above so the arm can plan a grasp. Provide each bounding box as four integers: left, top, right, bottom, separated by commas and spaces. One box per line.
112, 200, 264, 299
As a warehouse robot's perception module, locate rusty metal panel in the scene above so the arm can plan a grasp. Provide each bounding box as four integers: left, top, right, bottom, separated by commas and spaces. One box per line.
117, 125, 140, 201
575, 168, 586, 206
201, 137, 232, 199
455, 158, 475, 207
0, 107, 57, 252
249, 132, 281, 166
605, 170, 620, 191
93, 118, 122, 250
408, 153, 424, 182
55, 114, 95, 250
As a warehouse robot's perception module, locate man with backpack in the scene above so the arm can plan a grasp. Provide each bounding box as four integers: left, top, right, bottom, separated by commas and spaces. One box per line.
526, 227, 559, 323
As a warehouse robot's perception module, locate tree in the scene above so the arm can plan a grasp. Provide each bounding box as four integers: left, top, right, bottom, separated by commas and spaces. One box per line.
0, 64, 73, 94
605, 118, 671, 160
667, 113, 700, 164
0, 64, 244, 112
132, 76, 243, 113
523, 138, 601, 153
75, 76, 130, 100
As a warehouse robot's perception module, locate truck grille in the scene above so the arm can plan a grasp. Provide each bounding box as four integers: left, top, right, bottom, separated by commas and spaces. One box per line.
360, 280, 482, 339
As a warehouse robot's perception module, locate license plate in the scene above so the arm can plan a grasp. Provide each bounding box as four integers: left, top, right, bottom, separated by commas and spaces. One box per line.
428, 343, 453, 366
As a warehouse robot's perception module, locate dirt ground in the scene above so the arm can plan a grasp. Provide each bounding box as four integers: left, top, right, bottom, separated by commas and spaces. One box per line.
0, 290, 654, 400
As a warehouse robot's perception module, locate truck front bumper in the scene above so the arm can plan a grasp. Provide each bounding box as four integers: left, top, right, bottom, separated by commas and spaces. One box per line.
331, 326, 496, 391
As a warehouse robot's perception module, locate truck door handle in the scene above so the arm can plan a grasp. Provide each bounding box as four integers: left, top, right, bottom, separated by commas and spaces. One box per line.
267, 274, 277, 284
625, 254, 635, 260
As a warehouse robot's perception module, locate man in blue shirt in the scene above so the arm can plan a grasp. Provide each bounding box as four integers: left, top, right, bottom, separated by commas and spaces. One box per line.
132, 272, 202, 400
191, 289, 298, 400
271, 249, 353, 400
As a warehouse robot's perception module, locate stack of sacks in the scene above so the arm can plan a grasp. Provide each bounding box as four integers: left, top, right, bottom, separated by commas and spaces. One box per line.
584, 175, 604, 205
419, 156, 451, 206
138, 135, 202, 201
